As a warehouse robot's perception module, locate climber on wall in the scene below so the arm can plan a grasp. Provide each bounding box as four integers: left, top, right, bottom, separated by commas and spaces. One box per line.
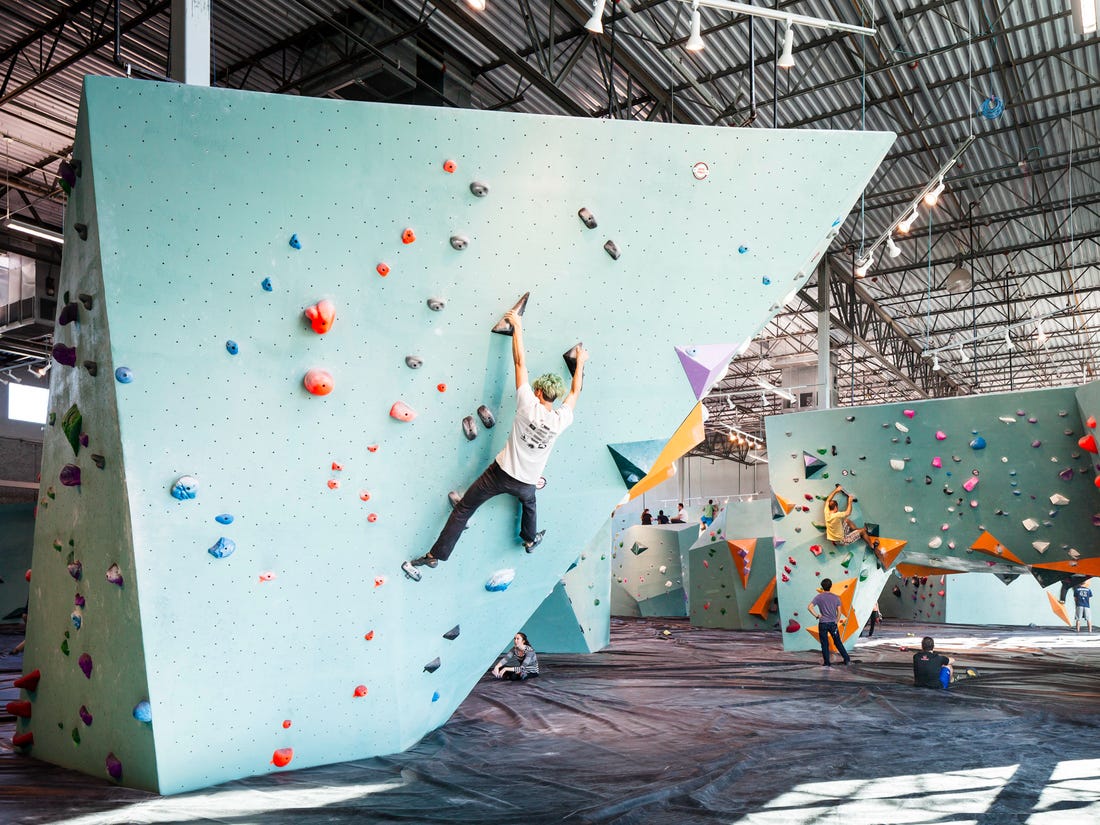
824, 484, 881, 565
402, 310, 588, 581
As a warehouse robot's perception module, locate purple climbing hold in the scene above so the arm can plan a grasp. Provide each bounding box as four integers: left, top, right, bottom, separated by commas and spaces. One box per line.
1059, 467, 1075, 481
79, 433, 89, 447
74, 593, 85, 608
105, 753, 122, 780
1032, 440, 1041, 448
52, 343, 77, 367
78, 653, 93, 679
67, 561, 82, 581
79, 705, 93, 726
105, 564, 123, 587
58, 303, 80, 326
60, 464, 81, 487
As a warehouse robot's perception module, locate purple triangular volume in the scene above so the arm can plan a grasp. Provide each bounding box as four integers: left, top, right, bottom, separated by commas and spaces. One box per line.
674, 344, 738, 400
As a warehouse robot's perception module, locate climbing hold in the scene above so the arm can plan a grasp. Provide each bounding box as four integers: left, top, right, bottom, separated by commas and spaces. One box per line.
327, 479, 340, 490
477, 405, 495, 428
443, 159, 457, 173
376, 262, 390, 277
207, 537, 236, 559
78, 653, 93, 679
738, 245, 748, 254
105, 753, 123, 780
303, 368, 334, 396
261, 277, 273, 291
331, 461, 343, 472
5, 701, 31, 719
846, 416, 856, 422
935, 431, 946, 440
81, 360, 97, 377
58, 158, 78, 193
469, 181, 489, 197
52, 343, 77, 367
903, 409, 915, 418
1060, 468, 1076, 481
405, 355, 423, 370
485, 569, 515, 592
999, 416, 1016, 424
367, 444, 379, 453
374, 576, 385, 587
1050, 493, 1070, 506
61, 405, 82, 456
288, 234, 301, 249
170, 476, 199, 500
895, 422, 909, 433
272, 748, 293, 767
115, 366, 133, 383
427, 297, 446, 312
401, 228, 416, 244
213, 514, 235, 526
359, 491, 371, 502
59, 465, 81, 487
423, 657, 441, 674
925, 475, 933, 485
105, 564, 123, 587
448, 491, 462, 508
449, 235, 468, 251
390, 401, 417, 422
809, 544, 822, 556
962, 476, 979, 492
1032, 440, 1042, 448
578, 207, 597, 229
890, 459, 905, 471
437, 383, 447, 393
258, 572, 277, 582
367, 513, 378, 523
432, 691, 441, 702
14, 670, 40, 691
462, 416, 477, 440
304, 299, 336, 334
491, 292, 530, 335
132, 701, 152, 723
1022, 518, 1039, 531
563, 343, 583, 376
74, 222, 88, 241
603, 240, 621, 260
443, 625, 460, 640
225, 340, 239, 355
932, 456, 942, 468
58, 302, 80, 325
1079, 434, 1098, 453
761, 276, 771, 285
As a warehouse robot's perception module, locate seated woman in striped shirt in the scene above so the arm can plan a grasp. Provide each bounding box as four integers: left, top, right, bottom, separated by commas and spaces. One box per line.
492, 632, 539, 681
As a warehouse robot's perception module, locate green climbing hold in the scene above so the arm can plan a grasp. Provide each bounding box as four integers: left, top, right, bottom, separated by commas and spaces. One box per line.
72, 728, 81, 745
594, 599, 600, 606
817, 448, 828, 455
859, 567, 869, 581
61, 405, 83, 456
841, 551, 853, 569
61, 639, 70, 655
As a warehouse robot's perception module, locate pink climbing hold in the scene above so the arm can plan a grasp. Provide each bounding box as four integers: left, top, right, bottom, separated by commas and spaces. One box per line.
389, 401, 417, 422
303, 368, 334, 396
258, 572, 277, 582
932, 456, 942, 468
962, 476, 979, 492
935, 431, 946, 440
702, 560, 709, 568
272, 748, 294, 767
1079, 433, 1098, 454
903, 409, 915, 418
304, 299, 336, 334
359, 491, 371, 502
785, 618, 801, 633
353, 685, 368, 697
367, 513, 378, 523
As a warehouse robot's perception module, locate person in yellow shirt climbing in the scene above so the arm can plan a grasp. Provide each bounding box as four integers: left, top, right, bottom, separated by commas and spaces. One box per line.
824, 484, 882, 565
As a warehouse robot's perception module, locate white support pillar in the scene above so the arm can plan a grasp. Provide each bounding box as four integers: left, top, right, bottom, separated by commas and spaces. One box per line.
816, 257, 832, 410
170, 0, 211, 86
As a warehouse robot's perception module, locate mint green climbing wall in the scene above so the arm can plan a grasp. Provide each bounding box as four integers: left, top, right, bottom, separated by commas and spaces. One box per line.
21, 76, 892, 793
612, 524, 700, 617
767, 386, 1100, 652
0, 504, 35, 623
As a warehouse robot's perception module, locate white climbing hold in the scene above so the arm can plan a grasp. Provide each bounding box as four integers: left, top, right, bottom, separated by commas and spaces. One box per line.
1032, 541, 1049, 554
904, 505, 914, 513
658, 565, 667, 574
910, 517, 917, 524
1050, 493, 1070, 506
895, 422, 909, 433
998, 416, 1015, 424
928, 536, 943, 549
665, 580, 673, 588
890, 459, 905, 471
1069, 548, 1081, 559
1022, 518, 1039, 532
947, 541, 956, 550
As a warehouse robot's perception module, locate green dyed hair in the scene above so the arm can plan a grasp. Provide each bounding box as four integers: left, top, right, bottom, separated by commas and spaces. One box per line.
532, 372, 566, 401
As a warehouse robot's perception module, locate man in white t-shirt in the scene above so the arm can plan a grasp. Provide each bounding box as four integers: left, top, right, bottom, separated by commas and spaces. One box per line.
404, 310, 587, 579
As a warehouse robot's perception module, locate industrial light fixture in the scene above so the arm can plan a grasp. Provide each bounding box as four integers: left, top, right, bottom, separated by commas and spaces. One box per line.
685, 2, 705, 52
752, 377, 796, 403
29, 363, 50, 378
923, 177, 946, 207
5, 220, 64, 245
465, 0, 486, 11
854, 252, 873, 279
777, 21, 795, 69
668, 0, 876, 37
1035, 318, 1048, 346
897, 207, 919, 234
932, 354, 941, 372
1004, 330, 1014, 351
584, 0, 608, 34
885, 234, 901, 258
1071, 0, 1099, 34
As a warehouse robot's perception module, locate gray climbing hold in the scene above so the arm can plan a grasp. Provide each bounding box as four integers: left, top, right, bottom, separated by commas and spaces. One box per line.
491, 292, 529, 336
462, 416, 478, 441
74, 223, 88, 241
78, 294, 93, 310
443, 625, 460, 640
563, 343, 583, 377
405, 356, 423, 369
423, 657, 441, 673
449, 235, 468, 251
469, 181, 489, 197
83, 360, 97, 376
604, 240, 621, 260
90, 455, 105, 469
578, 207, 597, 229
477, 405, 495, 428
426, 298, 446, 312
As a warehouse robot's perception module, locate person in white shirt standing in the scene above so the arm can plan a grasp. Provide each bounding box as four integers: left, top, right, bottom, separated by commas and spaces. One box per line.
404, 310, 588, 579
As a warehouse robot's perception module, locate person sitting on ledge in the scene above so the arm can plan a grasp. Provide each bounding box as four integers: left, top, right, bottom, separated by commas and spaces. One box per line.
656, 509, 670, 525
641, 508, 652, 525
492, 632, 539, 681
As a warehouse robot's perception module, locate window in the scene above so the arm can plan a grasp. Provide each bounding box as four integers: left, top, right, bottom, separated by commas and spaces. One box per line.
7, 383, 48, 424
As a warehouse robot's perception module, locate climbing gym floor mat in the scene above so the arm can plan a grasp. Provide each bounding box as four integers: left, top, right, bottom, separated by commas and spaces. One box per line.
2, 618, 1099, 824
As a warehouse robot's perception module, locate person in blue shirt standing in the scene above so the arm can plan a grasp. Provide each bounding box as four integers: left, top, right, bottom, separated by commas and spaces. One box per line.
1074, 579, 1093, 633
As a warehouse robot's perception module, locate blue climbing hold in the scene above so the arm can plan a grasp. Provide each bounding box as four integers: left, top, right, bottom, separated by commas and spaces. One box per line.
171, 476, 199, 500
115, 367, 133, 384
261, 277, 273, 292
289, 234, 301, 250
215, 514, 234, 525
207, 537, 236, 559
738, 245, 748, 254
969, 436, 986, 450
132, 701, 152, 723
762, 276, 771, 285
226, 340, 239, 356
832, 217, 842, 227
431, 691, 440, 703
485, 569, 515, 592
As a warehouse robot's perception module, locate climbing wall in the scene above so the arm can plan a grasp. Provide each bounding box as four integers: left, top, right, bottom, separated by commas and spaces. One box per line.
687, 499, 778, 629
766, 385, 1100, 652
611, 524, 699, 617
18, 77, 893, 793
0, 504, 35, 622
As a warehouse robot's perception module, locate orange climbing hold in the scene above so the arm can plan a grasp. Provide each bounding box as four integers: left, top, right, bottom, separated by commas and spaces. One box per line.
303, 368, 334, 396
443, 159, 457, 173
359, 491, 371, 502
437, 383, 447, 392
376, 262, 390, 277
258, 572, 277, 582
14, 669, 40, 691
304, 299, 336, 334
364, 630, 375, 641
402, 228, 416, 244
272, 748, 293, 767
389, 401, 417, 422
373, 576, 385, 587
353, 685, 368, 697
282, 720, 292, 729
367, 444, 379, 453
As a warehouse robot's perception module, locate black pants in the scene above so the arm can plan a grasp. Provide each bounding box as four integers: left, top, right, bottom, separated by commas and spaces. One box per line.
818, 621, 850, 665
430, 461, 537, 561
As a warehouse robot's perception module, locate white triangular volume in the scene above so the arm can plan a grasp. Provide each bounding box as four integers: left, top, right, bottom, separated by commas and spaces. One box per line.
1032, 541, 1049, 554
1022, 518, 1039, 532
890, 459, 905, 471
1069, 548, 1081, 559
1049, 493, 1070, 506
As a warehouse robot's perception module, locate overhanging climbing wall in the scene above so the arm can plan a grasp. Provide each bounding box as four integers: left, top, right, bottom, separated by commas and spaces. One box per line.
18, 77, 893, 793
767, 385, 1100, 652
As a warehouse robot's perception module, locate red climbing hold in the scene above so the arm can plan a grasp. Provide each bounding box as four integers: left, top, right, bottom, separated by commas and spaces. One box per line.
402, 228, 416, 244
327, 479, 340, 490
304, 299, 336, 334
374, 576, 385, 587
781, 573, 790, 582
376, 262, 390, 277
5, 701, 32, 718
1079, 433, 1098, 454
14, 670, 40, 691
389, 401, 417, 422
809, 545, 823, 556
1088, 415, 1097, 429
353, 685, 368, 697
282, 720, 292, 729
443, 159, 457, 173
437, 383, 447, 393
367, 513, 378, 523
272, 748, 293, 767
785, 618, 801, 632
702, 560, 709, 568
359, 491, 371, 502
703, 602, 710, 610
364, 630, 374, 641
331, 462, 343, 472
804, 494, 814, 501
367, 444, 379, 453
12, 732, 33, 748
24, 569, 30, 582
304, 369, 334, 396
